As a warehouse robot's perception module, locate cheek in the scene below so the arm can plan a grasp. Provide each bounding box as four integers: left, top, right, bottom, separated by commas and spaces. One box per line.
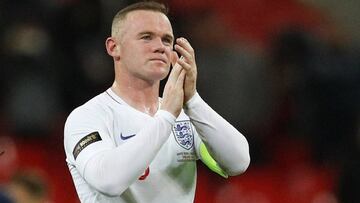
165, 48, 173, 63
125, 47, 146, 65
122, 41, 145, 56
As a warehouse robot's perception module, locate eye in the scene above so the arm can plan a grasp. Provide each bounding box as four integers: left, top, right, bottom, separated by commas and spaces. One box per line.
141, 35, 152, 40
162, 38, 173, 46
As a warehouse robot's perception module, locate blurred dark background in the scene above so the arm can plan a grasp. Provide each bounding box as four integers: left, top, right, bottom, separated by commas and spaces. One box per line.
0, 0, 359, 202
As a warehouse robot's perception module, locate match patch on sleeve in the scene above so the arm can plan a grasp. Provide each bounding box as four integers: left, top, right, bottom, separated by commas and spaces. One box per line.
73, 132, 102, 160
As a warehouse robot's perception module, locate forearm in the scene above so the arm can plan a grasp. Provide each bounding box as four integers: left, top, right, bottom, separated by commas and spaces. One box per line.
81, 110, 175, 196
184, 93, 250, 176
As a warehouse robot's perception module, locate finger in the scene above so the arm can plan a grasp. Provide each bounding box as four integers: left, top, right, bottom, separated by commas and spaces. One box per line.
174, 44, 192, 61
170, 54, 191, 72
176, 37, 194, 56
176, 70, 186, 87
176, 57, 192, 71
171, 50, 189, 71
167, 62, 183, 84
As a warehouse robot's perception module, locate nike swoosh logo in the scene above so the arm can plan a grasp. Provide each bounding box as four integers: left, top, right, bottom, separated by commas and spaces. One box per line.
120, 133, 136, 140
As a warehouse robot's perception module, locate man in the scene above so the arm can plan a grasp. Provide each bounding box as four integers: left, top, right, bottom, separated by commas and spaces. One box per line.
64, 1, 250, 203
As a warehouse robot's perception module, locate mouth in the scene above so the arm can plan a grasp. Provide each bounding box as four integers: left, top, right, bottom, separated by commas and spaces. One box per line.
149, 58, 167, 64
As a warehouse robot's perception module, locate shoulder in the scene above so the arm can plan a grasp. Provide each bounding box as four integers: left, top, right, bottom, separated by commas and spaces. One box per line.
64, 92, 111, 131
67, 94, 104, 118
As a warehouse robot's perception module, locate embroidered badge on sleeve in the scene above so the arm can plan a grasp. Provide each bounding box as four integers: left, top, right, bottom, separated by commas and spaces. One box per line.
73, 132, 102, 160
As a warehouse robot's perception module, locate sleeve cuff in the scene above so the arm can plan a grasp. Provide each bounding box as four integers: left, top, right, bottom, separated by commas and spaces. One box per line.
184, 92, 202, 109
155, 110, 176, 124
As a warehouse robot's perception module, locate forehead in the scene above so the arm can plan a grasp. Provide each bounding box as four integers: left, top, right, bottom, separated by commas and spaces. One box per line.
121, 10, 173, 37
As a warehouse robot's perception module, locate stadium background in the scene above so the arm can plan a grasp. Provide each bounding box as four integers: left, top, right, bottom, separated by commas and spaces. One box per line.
0, 0, 359, 202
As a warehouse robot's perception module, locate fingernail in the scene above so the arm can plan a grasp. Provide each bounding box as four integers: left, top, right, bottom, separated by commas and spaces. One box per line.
177, 38, 184, 42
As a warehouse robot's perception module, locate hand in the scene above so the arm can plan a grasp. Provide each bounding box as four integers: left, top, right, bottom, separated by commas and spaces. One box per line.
173, 37, 197, 103
160, 63, 186, 117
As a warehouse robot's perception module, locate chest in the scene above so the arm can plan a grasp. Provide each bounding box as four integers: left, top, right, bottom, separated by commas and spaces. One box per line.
110, 110, 197, 167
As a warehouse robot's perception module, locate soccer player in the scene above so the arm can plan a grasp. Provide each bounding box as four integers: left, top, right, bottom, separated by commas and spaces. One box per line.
64, 1, 250, 202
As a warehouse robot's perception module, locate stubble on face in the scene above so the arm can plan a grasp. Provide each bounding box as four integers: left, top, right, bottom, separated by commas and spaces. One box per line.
114, 10, 174, 82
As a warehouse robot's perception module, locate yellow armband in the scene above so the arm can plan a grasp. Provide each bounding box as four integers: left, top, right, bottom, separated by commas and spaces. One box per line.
200, 142, 228, 178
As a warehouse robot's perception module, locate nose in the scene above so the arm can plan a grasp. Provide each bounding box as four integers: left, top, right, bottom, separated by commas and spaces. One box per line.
152, 37, 166, 54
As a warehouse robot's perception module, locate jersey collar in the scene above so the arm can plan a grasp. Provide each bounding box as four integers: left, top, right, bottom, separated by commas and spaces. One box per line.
105, 88, 162, 115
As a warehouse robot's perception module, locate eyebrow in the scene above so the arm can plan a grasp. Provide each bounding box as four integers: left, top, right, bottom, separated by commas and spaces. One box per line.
138, 31, 174, 42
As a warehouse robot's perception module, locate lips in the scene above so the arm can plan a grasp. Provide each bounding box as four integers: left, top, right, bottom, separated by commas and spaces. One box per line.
149, 58, 167, 64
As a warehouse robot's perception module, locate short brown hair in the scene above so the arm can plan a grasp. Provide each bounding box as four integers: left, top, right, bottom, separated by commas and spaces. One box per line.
111, 1, 169, 36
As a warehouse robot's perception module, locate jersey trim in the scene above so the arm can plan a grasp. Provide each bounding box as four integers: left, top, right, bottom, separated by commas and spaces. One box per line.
105, 90, 122, 105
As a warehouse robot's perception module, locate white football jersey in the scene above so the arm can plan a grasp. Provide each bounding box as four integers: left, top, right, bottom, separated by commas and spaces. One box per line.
64, 89, 202, 203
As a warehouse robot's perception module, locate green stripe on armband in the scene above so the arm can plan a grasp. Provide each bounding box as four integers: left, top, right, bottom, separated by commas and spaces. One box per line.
200, 142, 228, 178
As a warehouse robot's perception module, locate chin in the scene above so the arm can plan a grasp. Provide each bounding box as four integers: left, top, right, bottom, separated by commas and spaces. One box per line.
151, 66, 170, 80
154, 71, 170, 81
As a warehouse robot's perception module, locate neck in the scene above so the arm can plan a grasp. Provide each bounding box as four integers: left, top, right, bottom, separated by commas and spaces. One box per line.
111, 77, 160, 116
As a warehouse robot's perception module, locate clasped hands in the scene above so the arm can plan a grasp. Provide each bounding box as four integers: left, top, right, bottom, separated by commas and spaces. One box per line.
161, 37, 197, 117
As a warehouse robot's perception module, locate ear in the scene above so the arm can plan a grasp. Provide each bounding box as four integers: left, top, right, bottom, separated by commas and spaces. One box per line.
105, 37, 120, 60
